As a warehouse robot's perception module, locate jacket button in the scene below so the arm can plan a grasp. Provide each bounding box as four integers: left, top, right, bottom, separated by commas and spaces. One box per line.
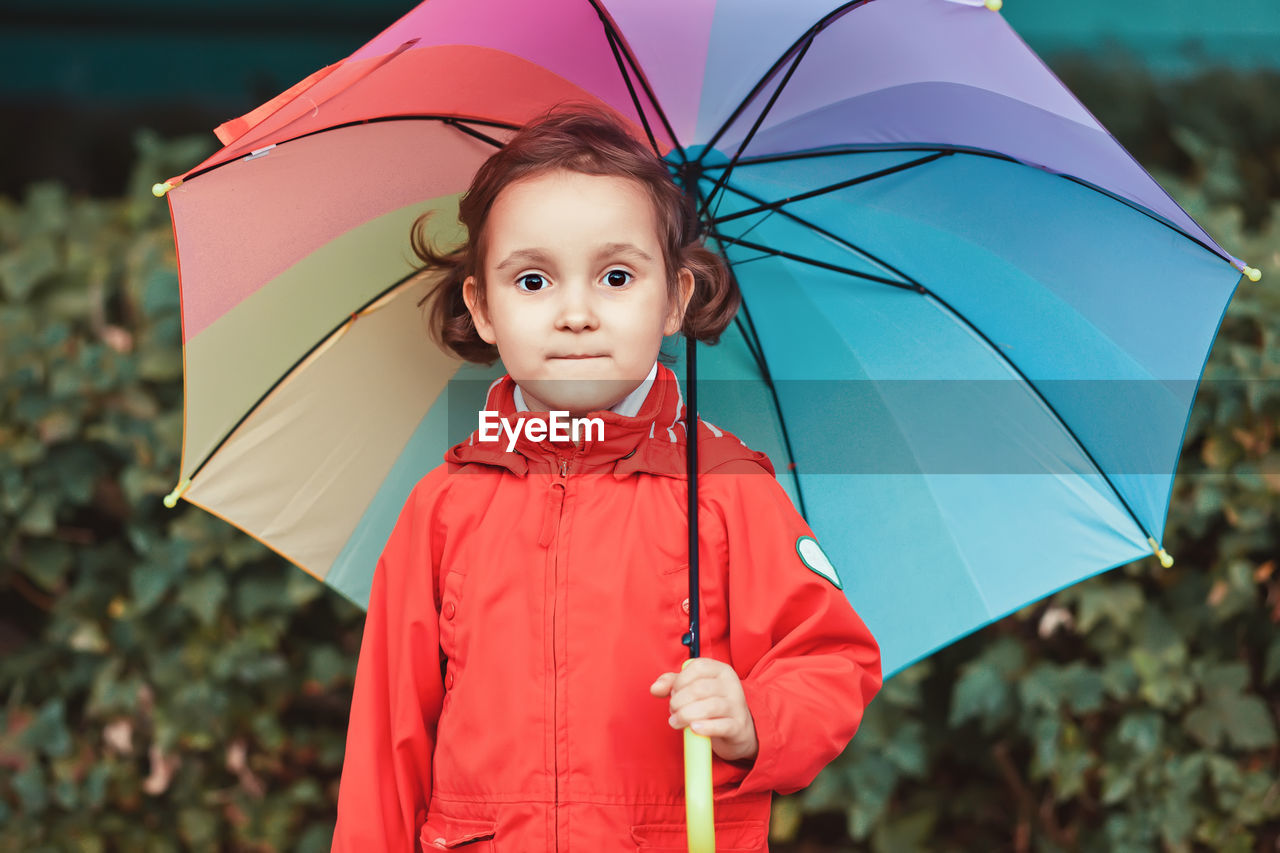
445, 672, 454, 689
443, 601, 456, 619
680, 598, 690, 614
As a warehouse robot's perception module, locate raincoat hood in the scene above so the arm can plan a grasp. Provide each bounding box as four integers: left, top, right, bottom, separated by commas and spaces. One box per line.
446, 361, 773, 479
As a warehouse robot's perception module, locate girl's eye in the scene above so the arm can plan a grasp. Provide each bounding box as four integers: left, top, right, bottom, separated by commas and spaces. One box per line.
516, 273, 546, 292
604, 269, 633, 288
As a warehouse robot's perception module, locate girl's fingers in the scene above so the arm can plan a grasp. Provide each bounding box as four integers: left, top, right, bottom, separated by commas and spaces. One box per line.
688, 718, 734, 737
668, 696, 731, 729
664, 659, 721, 693
669, 671, 739, 713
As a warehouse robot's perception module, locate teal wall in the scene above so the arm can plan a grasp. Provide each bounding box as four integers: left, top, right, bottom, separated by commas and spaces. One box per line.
1, 0, 1277, 108
1002, 0, 1280, 74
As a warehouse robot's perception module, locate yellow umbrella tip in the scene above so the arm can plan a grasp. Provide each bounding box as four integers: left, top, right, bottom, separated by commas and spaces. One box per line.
1243, 265, 1261, 282
164, 477, 192, 508
1146, 536, 1174, 568
985, 0, 1002, 10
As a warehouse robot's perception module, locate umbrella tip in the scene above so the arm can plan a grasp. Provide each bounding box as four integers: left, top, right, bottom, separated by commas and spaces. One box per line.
164, 477, 192, 509
985, 0, 1002, 10
1146, 536, 1174, 568
1243, 265, 1261, 282
152, 180, 181, 198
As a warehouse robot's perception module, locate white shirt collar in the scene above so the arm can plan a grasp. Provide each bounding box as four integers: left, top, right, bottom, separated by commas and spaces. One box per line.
513, 360, 659, 418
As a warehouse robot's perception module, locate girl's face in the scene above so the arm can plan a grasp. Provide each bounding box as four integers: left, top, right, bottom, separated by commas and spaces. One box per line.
463, 169, 694, 418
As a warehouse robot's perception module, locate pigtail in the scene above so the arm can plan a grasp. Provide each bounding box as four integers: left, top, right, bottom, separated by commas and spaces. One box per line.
412, 209, 499, 364
679, 245, 740, 345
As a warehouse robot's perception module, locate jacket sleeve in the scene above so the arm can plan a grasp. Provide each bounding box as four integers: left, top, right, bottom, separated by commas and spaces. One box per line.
708, 461, 883, 796
332, 467, 449, 851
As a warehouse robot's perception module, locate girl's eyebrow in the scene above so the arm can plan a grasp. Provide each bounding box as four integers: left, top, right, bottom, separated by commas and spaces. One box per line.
495, 243, 654, 272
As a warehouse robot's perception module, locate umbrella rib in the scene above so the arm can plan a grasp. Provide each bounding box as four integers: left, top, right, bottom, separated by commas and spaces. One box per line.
711, 151, 952, 225
710, 178, 922, 291
731, 313, 768, 370
597, 13, 661, 158
724, 144, 961, 169
725, 267, 810, 523
441, 117, 506, 149
700, 31, 816, 223
715, 234, 921, 291
709, 143, 1234, 267
727, 204, 777, 246
589, 0, 685, 162
713, 208, 1162, 548
179, 271, 424, 487
179, 115, 522, 184
699, 0, 875, 160
693, 226, 809, 521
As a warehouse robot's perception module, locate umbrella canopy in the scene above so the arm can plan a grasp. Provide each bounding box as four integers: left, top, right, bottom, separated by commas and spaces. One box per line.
160, 0, 1254, 680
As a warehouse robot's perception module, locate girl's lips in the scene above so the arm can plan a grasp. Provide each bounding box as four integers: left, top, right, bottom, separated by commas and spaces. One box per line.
552, 355, 606, 359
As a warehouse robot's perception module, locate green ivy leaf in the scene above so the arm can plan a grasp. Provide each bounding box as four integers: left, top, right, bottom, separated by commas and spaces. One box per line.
1215, 695, 1276, 751
178, 807, 219, 845
20, 699, 71, 758
882, 719, 927, 778
306, 646, 350, 689
1074, 579, 1145, 633
177, 571, 227, 628
236, 573, 288, 621
870, 808, 937, 851
1018, 662, 1064, 712
846, 752, 897, 838
10, 762, 47, 814
18, 495, 57, 536
130, 565, 173, 613
1062, 662, 1107, 715
22, 538, 72, 592
1184, 663, 1278, 750
1101, 760, 1138, 804
0, 237, 59, 302
949, 663, 1010, 729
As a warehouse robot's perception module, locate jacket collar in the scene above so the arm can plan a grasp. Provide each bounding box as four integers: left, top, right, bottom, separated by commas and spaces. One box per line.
445, 362, 772, 479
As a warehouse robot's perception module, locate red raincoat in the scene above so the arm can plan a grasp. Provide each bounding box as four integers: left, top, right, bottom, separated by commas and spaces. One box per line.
332, 362, 882, 851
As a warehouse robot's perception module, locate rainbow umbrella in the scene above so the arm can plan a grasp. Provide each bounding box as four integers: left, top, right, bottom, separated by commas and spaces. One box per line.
159, 0, 1255, 847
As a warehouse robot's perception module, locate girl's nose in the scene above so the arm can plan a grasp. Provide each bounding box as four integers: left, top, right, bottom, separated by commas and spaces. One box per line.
555, 281, 599, 331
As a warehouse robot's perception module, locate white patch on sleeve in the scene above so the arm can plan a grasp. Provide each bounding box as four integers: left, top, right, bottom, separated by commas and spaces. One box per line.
796, 536, 842, 589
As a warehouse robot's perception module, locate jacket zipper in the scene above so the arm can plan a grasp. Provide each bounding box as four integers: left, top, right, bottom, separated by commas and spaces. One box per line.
549, 453, 570, 851
537, 458, 569, 548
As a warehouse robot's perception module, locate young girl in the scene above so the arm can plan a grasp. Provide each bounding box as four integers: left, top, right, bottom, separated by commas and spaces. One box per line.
332, 105, 882, 852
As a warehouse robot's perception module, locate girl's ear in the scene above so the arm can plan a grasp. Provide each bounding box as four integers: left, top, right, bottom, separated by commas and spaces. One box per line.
462, 275, 497, 344
663, 268, 696, 336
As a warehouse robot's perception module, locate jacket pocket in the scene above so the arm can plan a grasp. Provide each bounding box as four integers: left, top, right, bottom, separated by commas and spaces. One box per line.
419, 814, 497, 850
630, 819, 767, 852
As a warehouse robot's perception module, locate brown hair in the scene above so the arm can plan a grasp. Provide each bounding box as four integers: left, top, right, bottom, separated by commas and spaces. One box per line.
412, 102, 739, 364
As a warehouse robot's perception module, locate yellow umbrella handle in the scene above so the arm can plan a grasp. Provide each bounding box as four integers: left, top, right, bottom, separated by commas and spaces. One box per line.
681, 660, 715, 853
681, 335, 713, 852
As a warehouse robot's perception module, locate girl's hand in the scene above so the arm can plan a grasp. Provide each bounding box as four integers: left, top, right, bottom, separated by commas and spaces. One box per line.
649, 658, 759, 763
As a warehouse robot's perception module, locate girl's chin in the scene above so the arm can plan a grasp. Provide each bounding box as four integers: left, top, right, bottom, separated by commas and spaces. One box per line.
518, 378, 639, 415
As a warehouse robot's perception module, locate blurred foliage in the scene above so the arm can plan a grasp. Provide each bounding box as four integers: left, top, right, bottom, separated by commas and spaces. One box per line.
0, 130, 362, 852
1, 67, 1278, 851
